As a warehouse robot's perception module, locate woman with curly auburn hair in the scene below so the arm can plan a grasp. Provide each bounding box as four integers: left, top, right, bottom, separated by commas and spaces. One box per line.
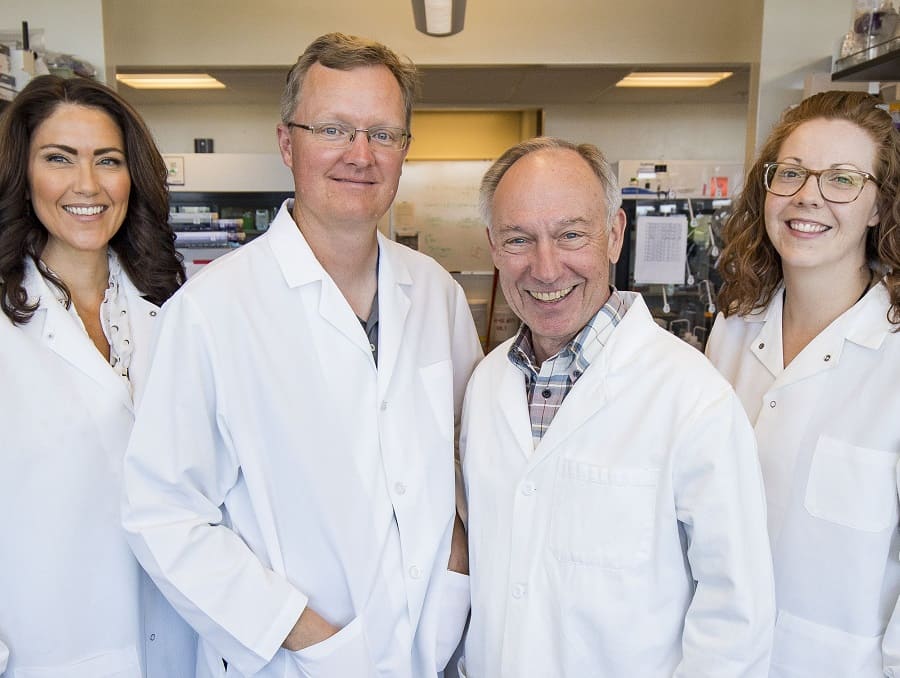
0, 75, 194, 676
706, 90, 900, 678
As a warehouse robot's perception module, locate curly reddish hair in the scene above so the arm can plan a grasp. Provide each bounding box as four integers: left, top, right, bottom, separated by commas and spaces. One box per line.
718, 91, 900, 326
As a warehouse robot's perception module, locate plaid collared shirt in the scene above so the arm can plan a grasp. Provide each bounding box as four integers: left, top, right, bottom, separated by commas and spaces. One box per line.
508, 289, 626, 449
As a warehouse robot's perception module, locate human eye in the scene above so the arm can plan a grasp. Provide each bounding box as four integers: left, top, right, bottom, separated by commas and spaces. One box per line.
98, 155, 124, 167
369, 127, 399, 146
42, 152, 72, 164
501, 235, 530, 252
316, 123, 349, 140
825, 169, 862, 188
777, 164, 804, 180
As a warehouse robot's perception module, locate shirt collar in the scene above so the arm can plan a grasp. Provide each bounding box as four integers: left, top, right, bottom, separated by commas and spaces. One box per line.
508, 288, 627, 379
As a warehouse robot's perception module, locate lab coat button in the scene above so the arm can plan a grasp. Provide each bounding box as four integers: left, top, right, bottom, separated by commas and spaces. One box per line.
824, 354, 831, 362
381, 401, 388, 411
758, 342, 765, 349
149, 633, 156, 641
394, 482, 407, 495
521, 481, 536, 496
409, 564, 421, 579
512, 583, 526, 599
769, 400, 776, 408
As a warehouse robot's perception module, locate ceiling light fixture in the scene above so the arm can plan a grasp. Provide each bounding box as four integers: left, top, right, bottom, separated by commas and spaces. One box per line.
115, 73, 226, 90
412, 0, 466, 36
616, 72, 733, 88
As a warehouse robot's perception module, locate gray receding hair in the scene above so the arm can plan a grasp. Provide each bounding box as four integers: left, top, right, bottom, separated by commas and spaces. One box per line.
280, 32, 420, 127
480, 136, 622, 230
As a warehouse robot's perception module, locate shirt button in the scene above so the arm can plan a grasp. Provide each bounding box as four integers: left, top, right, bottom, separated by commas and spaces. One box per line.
381, 401, 388, 411
369, 343, 376, 353
149, 633, 156, 641
394, 482, 407, 495
824, 354, 831, 362
769, 400, 776, 408
512, 583, 526, 599
409, 565, 421, 579
541, 388, 552, 399
521, 481, 536, 496
149, 310, 157, 317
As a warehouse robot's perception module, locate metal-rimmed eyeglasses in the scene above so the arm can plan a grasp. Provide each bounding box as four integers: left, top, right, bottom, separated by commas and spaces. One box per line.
763, 162, 879, 204
286, 121, 411, 151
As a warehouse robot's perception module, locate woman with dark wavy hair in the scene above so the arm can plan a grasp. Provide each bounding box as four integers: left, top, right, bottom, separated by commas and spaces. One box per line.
707, 91, 900, 677
0, 75, 194, 676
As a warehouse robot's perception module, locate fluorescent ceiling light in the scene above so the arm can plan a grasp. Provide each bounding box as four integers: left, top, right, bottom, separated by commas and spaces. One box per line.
616, 72, 733, 88
412, 0, 466, 36
116, 73, 226, 90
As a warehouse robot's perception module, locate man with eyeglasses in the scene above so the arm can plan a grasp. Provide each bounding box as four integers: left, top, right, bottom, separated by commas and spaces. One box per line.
122, 33, 481, 678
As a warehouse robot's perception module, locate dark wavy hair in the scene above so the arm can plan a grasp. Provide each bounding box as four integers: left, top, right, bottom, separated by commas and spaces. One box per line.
0, 75, 184, 325
717, 90, 900, 326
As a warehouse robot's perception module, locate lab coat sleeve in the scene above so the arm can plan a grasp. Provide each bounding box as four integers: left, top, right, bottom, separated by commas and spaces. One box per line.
451, 283, 484, 526
122, 293, 307, 676
0, 638, 8, 674
672, 388, 776, 678
432, 284, 482, 667
880, 461, 900, 676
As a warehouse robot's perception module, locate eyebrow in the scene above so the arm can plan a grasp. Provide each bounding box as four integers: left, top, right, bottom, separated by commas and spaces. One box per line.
38, 144, 125, 156
779, 156, 867, 170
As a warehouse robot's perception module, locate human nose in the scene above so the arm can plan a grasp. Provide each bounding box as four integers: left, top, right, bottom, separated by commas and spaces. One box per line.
74, 162, 100, 196
342, 129, 375, 166
530, 240, 563, 282
792, 172, 823, 206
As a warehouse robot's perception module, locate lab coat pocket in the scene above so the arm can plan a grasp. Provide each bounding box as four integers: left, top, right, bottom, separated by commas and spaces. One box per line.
549, 460, 658, 568
15, 646, 141, 678
804, 436, 899, 533
769, 609, 881, 677
288, 615, 375, 678
420, 360, 454, 443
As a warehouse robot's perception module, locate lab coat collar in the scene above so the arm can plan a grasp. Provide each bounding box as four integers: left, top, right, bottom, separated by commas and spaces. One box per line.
20, 257, 135, 412
746, 280, 893, 383
527, 293, 647, 465
265, 200, 414, 385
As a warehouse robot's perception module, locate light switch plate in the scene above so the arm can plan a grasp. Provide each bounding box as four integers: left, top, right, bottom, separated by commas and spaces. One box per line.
164, 155, 185, 185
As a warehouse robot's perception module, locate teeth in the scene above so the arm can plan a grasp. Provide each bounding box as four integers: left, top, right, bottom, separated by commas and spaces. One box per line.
789, 220, 829, 234
529, 286, 574, 302
65, 205, 105, 216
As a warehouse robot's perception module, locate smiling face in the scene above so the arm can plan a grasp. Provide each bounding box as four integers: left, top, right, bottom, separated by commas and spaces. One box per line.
27, 104, 130, 265
489, 148, 625, 363
764, 118, 880, 279
276, 63, 408, 234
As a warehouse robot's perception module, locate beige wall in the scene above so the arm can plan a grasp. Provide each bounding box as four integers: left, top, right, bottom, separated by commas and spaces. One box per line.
102, 0, 762, 69
749, 0, 852, 155
545, 103, 748, 162
3, 0, 106, 81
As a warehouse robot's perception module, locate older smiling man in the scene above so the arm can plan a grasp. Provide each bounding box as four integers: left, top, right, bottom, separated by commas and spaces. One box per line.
458, 137, 776, 677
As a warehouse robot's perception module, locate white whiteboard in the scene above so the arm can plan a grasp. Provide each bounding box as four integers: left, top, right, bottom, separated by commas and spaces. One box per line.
391, 160, 493, 273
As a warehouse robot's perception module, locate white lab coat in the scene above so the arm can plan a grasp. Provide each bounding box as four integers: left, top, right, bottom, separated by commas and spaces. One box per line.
706, 282, 900, 678
122, 201, 482, 678
0, 258, 196, 678
460, 292, 775, 678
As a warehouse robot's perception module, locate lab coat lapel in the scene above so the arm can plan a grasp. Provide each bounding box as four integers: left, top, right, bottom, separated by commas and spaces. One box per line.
531, 364, 610, 466
497, 360, 535, 461
22, 264, 133, 412
374, 237, 411, 400
268, 206, 373, 361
